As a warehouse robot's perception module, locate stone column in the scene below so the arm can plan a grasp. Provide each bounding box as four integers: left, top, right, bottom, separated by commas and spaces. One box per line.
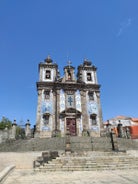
11, 120, 17, 140
25, 120, 31, 138
35, 89, 42, 137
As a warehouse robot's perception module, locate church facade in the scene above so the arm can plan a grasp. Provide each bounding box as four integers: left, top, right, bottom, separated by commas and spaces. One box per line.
35, 56, 103, 138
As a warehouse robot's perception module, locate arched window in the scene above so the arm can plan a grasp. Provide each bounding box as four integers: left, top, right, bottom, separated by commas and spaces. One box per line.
88, 91, 94, 101
90, 114, 97, 125
44, 90, 50, 99
45, 70, 51, 79
68, 73, 71, 80
87, 73, 92, 81
43, 114, 49, 125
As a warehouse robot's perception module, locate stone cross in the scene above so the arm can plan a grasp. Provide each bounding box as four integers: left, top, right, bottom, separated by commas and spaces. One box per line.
68, 96, 73, 106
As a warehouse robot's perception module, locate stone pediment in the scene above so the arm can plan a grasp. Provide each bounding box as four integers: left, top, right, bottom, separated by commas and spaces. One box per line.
60, 108, 81, 114
43, 112, 51, 116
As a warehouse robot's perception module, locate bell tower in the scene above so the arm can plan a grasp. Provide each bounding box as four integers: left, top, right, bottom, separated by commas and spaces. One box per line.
77, 59, 98, 84
35, 56, 59, 138
39, 55, 58, 82
77, 59, 103, 137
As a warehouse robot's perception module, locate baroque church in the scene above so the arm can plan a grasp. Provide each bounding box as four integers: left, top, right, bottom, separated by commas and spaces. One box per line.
35, 56, 103, 138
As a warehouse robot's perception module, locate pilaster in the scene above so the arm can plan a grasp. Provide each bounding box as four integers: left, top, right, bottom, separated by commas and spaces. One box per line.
80, 90, 89, 131
35, 89, 42, 135
96, 91, 103, 130
11, 120, 17, 140
25, 120, 31, 138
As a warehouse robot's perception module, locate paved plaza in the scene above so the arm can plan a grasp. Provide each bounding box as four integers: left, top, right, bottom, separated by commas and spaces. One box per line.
3, 169, 138, 184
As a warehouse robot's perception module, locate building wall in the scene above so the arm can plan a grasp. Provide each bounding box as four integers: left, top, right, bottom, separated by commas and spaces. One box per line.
104, 116, 138, 139
130, 126, 138, 139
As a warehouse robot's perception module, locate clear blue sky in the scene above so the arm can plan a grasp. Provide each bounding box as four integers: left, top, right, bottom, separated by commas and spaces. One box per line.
0, 0, 138, 126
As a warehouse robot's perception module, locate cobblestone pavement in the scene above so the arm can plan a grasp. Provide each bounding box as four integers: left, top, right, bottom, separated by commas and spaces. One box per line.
3, 169, 138, 184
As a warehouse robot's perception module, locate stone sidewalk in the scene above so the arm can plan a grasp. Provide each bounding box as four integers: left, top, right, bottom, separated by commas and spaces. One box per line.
3, 169, 138, 184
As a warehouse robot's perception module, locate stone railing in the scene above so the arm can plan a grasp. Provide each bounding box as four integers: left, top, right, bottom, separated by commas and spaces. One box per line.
0, 120, 32, 144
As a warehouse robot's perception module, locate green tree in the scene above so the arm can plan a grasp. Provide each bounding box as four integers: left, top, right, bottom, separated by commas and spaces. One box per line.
0, 117, 12, 130
16, 126, 25, 139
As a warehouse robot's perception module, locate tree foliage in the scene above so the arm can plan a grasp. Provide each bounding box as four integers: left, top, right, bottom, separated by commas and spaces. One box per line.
0, 117, 12, 130
16, 126, 25, 139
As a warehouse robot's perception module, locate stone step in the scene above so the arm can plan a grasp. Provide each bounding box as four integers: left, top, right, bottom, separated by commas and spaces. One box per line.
38, 165, 138, 171
50, 160, 138, 166
35, 151, 138, 172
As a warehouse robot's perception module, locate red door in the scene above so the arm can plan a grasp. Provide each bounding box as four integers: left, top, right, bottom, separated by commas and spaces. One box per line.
66, 118, 76, 136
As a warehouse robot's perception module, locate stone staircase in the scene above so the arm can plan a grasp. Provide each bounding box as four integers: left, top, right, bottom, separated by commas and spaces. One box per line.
0, 136, 138, 172
35, 151, 138, 171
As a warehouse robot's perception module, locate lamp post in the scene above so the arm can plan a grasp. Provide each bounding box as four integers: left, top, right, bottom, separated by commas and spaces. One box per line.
110, 129, 118, 151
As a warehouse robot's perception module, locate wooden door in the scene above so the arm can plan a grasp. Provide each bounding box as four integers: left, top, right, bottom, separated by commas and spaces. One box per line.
66, 118, 76, 136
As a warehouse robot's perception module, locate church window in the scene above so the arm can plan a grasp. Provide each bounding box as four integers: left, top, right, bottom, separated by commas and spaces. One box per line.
90, 114, 97, 125
88, 91, 94, 101
87, 73, 92, 81
68, 73, 71, 80
79, 73, 82, 80
67, 68, 72, 80
45, 70, 51, 79
44, 90, 50, 99
43, 114, 49, 125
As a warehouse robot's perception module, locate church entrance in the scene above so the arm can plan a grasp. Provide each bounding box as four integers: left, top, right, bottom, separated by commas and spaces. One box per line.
66, 118, 76, 136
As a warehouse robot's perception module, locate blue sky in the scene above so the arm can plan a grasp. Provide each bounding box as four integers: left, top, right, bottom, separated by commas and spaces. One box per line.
0, 0, 138, 126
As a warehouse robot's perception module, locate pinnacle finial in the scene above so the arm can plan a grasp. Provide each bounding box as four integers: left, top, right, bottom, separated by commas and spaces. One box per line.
67, 60, 72, 67
45, 55, 52, 63
47, 55, 51, 59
